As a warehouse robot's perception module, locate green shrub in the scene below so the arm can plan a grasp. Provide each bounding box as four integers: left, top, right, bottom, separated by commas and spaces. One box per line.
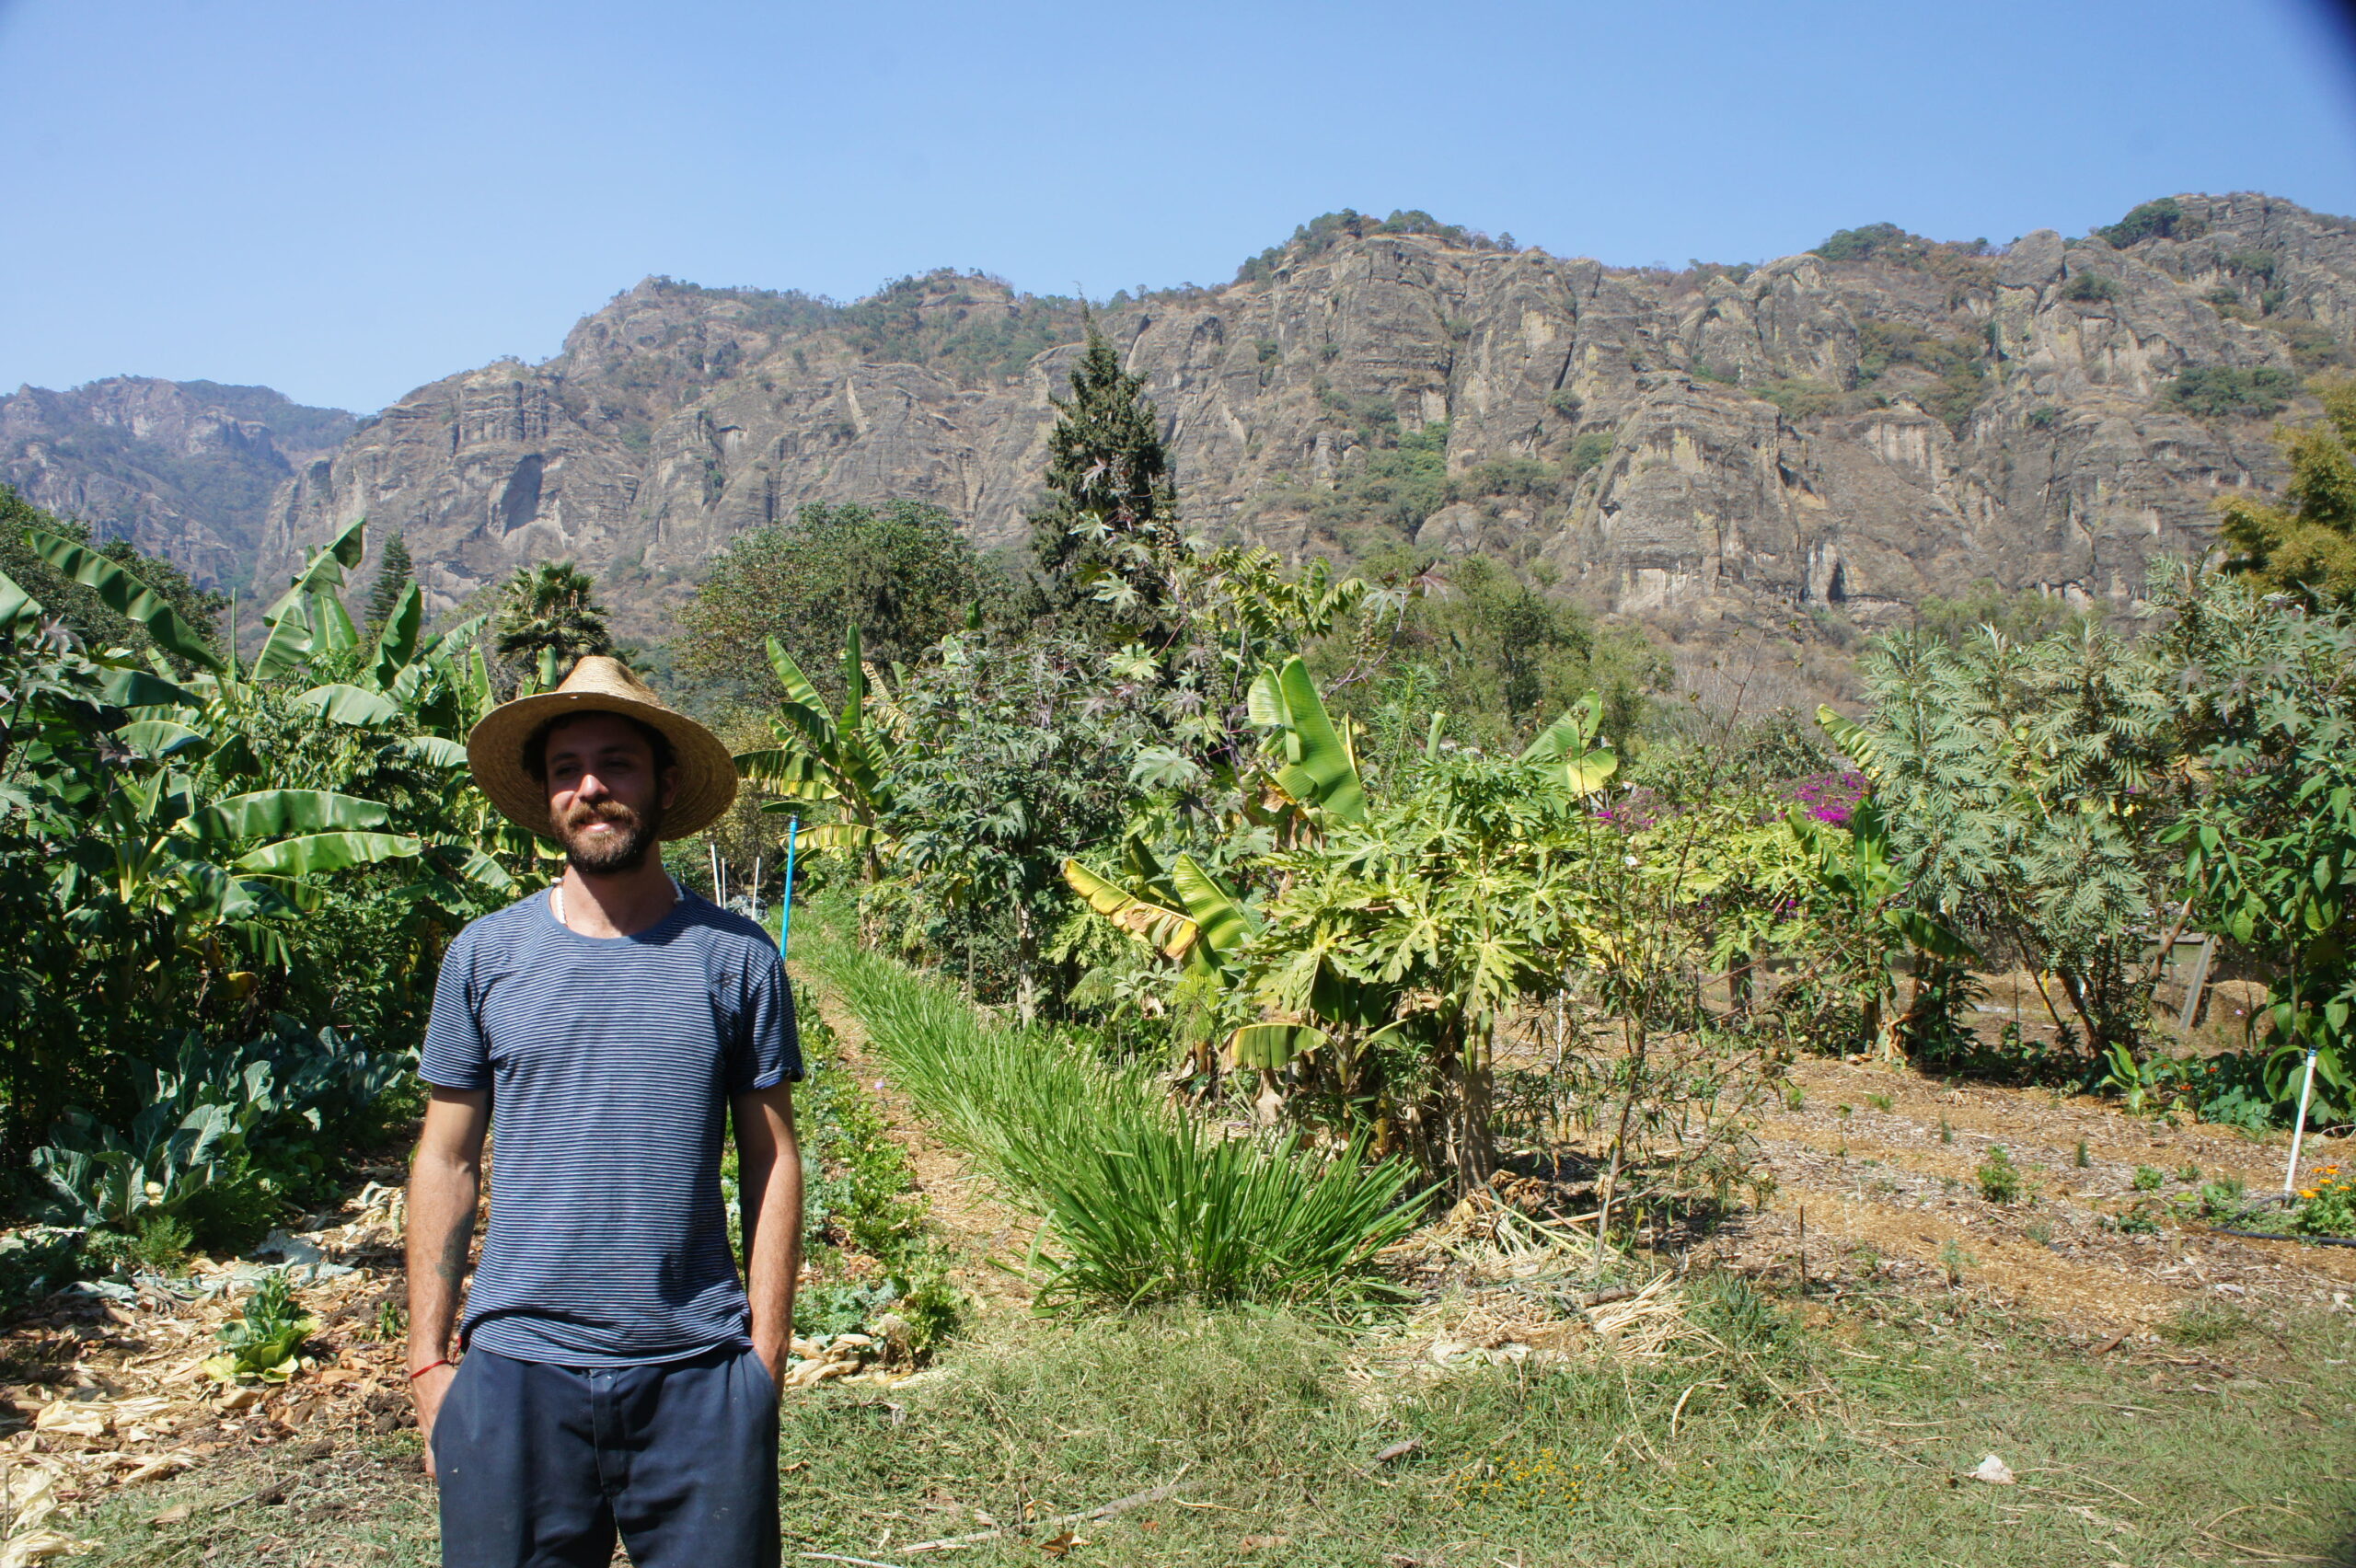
1976, 1146, 2023, 1204
812, 936, 1428, 1313
2026, 404, 2063, 430
1566, 430, 1616, 476
1758, 377, 1840, 421
2131, 1165, 2164, 1192
1546, 388, 1584, 421
2097, 197, 2202, 248
2062, 272, 2121, 304
2225, 250, 2278, 280
83, 1214, 193, 1275
2165, 365, 2297, 419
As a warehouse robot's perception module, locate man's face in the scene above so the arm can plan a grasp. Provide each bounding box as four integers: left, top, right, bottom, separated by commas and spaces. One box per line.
541, 712, 678, 875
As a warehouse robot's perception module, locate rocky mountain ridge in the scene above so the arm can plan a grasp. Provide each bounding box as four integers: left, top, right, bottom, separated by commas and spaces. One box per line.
29, 195, 2356, 643
0, 378, 352, 589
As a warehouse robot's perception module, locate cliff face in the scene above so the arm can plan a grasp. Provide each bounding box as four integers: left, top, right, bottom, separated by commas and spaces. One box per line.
1, 378, 352, 589
233, 193, 2356, 638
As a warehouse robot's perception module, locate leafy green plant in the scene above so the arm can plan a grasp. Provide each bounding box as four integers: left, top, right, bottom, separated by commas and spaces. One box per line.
1938, 1239, 1971, 1286
82, 1214, 191, 1274
1976, 1147, 2023, 1204
2062, 272, 2120, 304
2131, 1165, 2164, 1192
2168, 365, 2297, 420
2292, 1160, 2356, 1237
204, 1271, 318, 1382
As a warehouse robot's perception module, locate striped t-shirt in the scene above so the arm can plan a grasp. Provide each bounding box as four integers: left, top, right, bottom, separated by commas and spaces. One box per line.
419, 887, 801, 1366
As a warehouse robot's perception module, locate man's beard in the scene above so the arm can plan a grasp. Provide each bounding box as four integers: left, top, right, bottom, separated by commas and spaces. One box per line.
558, 799, 664, 875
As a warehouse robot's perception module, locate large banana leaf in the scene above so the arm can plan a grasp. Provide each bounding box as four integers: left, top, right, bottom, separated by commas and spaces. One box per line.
736, 748, 837, 799
234, 831, 420, 877
403, 736, 468, 769
183, 790, 390, 843
1521, 694, 1619, 795
368, 582, 424, 686
791, 821, 893, 852
98, 667, 199, 709
0, 566, 42, 635
312, 592, 361, 654
254, 517, 367, 678
1816, 705, 1885, 780
1229, 1021, 1327, 1069
26, 529, 224, 671
1261, 657, 1367, 824
1063, 859, 1199, 959
119, 720, 209, 760
765, 637, 829, 715
295, 684, 402, 727
1170, 854, 1254, 975
251, 594, 314, 681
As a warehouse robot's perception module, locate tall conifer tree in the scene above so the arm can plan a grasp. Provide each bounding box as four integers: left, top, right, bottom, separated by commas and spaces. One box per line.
1027, 324, 1182, 639
364, 532, 414, 634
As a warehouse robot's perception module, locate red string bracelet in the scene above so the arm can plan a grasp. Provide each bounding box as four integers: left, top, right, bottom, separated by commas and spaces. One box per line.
410, 1358, 452, 1380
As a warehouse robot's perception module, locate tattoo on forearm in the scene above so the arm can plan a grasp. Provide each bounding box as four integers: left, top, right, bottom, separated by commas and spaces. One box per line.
436, 1216, 474, 1286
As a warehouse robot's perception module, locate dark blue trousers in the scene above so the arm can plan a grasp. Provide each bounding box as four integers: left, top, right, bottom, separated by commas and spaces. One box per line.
433, 1344, 780, 1568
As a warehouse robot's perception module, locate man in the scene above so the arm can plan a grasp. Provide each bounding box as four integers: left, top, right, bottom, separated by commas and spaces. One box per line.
407, 656, 803, 1568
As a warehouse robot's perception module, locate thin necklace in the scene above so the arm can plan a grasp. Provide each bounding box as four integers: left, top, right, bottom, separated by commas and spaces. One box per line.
552, 874, 684, 928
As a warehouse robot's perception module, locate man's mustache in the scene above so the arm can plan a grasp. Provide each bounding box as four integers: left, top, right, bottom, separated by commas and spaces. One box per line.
562, 802, 642, 831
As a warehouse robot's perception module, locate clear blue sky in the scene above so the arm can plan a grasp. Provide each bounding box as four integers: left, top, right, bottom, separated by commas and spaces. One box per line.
5, 0, 2355, 415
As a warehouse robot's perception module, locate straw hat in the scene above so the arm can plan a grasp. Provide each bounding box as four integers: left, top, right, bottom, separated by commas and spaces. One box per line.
466, 656, 738, 841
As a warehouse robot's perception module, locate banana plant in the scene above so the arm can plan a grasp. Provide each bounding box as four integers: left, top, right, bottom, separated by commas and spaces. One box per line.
1246, 655, 1367, 825
251, 517, 368, 679
734, 626, 906, 880
1520, 691, 1620, 795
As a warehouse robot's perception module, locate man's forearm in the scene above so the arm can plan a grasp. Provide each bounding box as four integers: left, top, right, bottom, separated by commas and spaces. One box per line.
740, 1143, 803, 1361
407, 1153, 479, 1366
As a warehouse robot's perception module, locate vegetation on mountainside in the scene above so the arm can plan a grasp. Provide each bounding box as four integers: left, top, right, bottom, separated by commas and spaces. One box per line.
1234, 208, 1514, 282
2217, 374, 2356, 605
2098, 195, 2204, 248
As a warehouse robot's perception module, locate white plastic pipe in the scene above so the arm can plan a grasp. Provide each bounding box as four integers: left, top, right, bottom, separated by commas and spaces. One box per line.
2284, 1047, 2320, 1198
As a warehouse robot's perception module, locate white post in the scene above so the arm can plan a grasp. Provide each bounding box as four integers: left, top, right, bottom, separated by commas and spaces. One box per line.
2283, 1047, 2320, 1199
710, 841, 724, 908
751, 857, 763, 923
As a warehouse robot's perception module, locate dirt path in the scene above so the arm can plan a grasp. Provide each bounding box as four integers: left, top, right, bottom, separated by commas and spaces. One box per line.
794, 961, 1038, 1310
1707, 1054, 2356, 1332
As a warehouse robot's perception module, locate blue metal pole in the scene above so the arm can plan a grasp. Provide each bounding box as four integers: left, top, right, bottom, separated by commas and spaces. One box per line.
778, 817, 800, 961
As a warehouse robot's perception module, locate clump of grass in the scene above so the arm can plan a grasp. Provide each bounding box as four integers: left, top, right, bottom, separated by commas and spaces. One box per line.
2165, 1300, 2250, 1344
2074, 1140, 2090, 1169
1939, 1239, 1972, 1286
1939, 1116, 1954, 1145
814, 937, 1427, 1312
1866, 1093, 1893, 1113
2131, 1165, 2164, 1192
2175, 1163, 2200, 1183
1977, 1146, 2023, 1204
